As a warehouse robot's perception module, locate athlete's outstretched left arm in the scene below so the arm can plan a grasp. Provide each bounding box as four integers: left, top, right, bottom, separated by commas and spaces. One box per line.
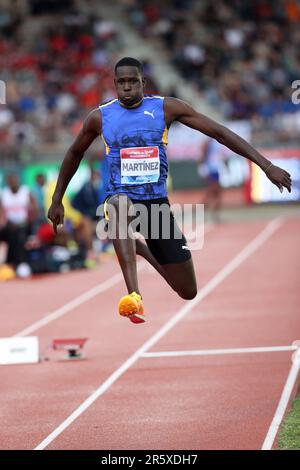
48, 109, 102, 232
164, 97, 292, 193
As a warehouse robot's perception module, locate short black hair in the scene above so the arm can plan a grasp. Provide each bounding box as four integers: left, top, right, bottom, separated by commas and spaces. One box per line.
114, 57, 143, 74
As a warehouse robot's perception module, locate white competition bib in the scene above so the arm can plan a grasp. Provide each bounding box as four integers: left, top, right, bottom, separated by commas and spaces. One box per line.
120, 146, 160, 185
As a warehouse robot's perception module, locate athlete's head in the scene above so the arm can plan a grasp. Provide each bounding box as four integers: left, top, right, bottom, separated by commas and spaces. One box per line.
114, 57, 145, 107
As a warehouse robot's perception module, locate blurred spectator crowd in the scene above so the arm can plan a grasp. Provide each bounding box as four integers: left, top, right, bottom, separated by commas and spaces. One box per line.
0, 168, 113, 281
0, 1, 158, 164
1, 0, 299, 280
0, 4, 119, 164
124, 0, 300, 141
1, 0, 300, 163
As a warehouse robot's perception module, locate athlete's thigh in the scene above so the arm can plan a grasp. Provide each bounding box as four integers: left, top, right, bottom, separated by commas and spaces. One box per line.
145, 205, 190, 265
104, 194, 137, 239
163, 258, 197, 299
145, 209, 198, 299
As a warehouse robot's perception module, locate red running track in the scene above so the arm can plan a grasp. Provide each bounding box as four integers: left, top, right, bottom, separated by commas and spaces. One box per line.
0, 216, 299, 450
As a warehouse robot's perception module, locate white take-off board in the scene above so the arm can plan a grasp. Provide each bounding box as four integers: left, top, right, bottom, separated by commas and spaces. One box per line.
0, 336, 39, 365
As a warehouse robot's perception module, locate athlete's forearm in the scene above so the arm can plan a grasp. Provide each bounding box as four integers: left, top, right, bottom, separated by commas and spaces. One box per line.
52, 149, 83, 203
216, 126, 270, 171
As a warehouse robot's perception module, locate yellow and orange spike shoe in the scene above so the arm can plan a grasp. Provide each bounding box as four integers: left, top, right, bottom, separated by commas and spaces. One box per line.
118, 292, 145, 324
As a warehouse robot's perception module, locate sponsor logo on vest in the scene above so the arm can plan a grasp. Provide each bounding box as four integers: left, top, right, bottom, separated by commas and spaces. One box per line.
144, 110, 155, 119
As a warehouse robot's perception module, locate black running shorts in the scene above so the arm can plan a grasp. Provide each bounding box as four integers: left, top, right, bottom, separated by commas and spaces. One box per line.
104, 196, 191, 265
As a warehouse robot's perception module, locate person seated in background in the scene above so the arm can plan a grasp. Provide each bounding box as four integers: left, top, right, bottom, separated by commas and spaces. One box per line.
32, 173, 47, 223
0, 173, 38, 269
198, 137, 227, 223
72, 166, 115, 257
44, 179, 96, 261
72, 168, 102, 221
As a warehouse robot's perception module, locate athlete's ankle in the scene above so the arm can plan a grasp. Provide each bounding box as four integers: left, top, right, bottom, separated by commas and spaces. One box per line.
130, 291, 142, 299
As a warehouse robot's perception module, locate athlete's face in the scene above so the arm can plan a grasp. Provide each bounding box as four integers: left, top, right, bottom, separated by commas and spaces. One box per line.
114, 66, 145, 106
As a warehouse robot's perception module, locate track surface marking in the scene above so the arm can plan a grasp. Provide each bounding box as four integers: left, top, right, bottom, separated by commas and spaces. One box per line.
0, 217, 299, 450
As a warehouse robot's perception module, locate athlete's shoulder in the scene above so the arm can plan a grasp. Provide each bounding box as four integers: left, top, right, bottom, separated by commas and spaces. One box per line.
143, 94, 164, 100
99, 98, 118, 109
164, 97, 195, 123
83, 108, 102, 134
164, 96, 185, 107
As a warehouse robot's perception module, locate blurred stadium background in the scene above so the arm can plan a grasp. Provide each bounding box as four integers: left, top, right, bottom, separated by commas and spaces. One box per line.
0, 0, 300, 278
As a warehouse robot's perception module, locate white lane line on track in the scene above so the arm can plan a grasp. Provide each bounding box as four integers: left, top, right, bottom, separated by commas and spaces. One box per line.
14, 223, 214, 338
141, 345, 298, 358
34, 217, 282, 450
261, 346, 300, 450
14, 264, 144, 338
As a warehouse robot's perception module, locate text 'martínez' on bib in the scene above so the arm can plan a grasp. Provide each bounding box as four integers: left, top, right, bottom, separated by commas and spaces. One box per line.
120, 146, 160, 185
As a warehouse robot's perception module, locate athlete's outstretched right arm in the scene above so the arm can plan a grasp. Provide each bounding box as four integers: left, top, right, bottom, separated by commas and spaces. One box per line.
48, 110, 101, 232
164, 98, 292, 193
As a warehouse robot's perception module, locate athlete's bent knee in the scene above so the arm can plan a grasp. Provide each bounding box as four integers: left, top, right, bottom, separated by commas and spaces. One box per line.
177, 287, 197, 300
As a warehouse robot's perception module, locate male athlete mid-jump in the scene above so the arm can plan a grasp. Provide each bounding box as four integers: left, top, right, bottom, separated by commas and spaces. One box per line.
48, 57, 292, 324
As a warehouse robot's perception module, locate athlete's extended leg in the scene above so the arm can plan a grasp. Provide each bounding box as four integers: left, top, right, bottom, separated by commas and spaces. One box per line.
142, 206, 198, 300
106, 194, 145, 323
107, 194, 140, 294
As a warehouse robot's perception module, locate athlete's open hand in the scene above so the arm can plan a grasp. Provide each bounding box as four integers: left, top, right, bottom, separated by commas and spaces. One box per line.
48, 201, 65, 234
265, 164, 292, 193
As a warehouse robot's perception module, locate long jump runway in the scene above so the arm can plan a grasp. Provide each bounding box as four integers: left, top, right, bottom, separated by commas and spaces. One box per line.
0, 216, 299, 450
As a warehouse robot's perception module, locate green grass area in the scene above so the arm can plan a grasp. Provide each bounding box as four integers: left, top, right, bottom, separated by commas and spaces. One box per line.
278, 388, 300, 450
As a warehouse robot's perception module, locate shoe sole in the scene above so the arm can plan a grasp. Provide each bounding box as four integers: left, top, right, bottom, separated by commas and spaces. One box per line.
129, 313, 145, 324
118, 297, 145, 324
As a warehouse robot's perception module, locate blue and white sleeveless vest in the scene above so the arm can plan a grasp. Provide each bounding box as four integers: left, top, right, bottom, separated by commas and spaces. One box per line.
99, 95, 168, 201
